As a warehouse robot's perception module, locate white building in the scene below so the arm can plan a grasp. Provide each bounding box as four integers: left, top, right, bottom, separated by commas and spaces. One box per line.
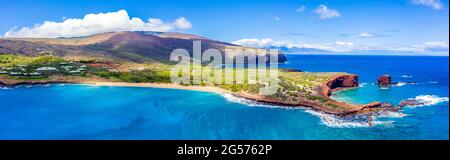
36, 67, 59, 72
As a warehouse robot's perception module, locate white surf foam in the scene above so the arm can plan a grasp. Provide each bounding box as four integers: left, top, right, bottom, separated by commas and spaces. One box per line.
222, 93, 402, 128
359, 83, 367, 88
305, 110, 394, 128
404, 95, 449, 107
221, 94, 289, 109
395, 82, 408, 87
0, 86, 11, 90
426, 81, 438, 84
393, 81, 438, 87
376, 111, 408, 118
401, 75, 412, 78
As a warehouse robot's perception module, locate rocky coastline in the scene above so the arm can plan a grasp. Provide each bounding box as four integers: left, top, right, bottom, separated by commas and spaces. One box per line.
234, 74, 398, 116
1, 73, 399, 117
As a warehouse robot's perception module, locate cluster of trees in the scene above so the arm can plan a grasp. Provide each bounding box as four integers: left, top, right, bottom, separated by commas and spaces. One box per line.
94, 69, 171, 83
0, 54, 65, 67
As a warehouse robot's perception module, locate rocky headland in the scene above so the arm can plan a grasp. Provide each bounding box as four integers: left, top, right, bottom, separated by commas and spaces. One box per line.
1, 72, 399, 116
234, 74, 398, 116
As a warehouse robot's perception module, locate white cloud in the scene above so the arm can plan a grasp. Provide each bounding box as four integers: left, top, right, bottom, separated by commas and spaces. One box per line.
341, 32, 392, 38
296, 5, 306, 12
357, 32, 376, 38
314, 5, 341, 19
232, 38, 292, 48
3, 10, 193, 38
335, 41, 354, 47
232, 38, 449, 54
411, 0, 444, 10
174, 17, 192, 29
232, 38, 348, 52
415, 41, 449, 51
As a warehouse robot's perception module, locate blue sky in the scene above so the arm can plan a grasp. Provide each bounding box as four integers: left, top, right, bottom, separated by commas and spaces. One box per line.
0, 0, 448, 55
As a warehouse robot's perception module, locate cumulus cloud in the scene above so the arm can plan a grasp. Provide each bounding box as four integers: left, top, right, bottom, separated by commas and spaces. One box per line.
232, 38, 449, 54
174, 17, 193, 29
314, 5, 341, 19
411, 0, 444, 10
296, 5, 306, 13
3, 10, 193, 38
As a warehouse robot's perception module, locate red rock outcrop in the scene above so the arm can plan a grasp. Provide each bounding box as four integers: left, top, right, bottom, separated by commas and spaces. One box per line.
318, 74, 359, 97
399, 99, 426, 107
327, 74, 359, 90
234, 74, 399, 116
377, 75, 392, 86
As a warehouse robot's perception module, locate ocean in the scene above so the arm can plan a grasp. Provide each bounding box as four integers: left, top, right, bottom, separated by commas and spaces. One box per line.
0, 55, 448, 140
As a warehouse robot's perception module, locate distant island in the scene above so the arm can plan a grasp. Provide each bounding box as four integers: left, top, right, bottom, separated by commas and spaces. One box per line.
0, 31, 398, 116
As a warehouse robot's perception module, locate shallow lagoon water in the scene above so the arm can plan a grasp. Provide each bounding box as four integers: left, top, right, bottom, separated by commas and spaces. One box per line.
0, 55, 448, 139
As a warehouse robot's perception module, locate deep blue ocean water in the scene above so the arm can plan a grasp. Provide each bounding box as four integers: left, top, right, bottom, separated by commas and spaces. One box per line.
0, 55, 448, 140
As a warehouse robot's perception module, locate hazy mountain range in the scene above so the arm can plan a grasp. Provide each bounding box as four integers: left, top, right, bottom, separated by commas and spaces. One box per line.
0, 31, 287, 63
269, 46, 435, 56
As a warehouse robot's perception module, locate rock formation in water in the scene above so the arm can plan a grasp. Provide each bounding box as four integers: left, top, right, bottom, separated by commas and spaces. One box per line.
399, 99, 427, 107
235, 74, 397, 116
377, 74, 392, 86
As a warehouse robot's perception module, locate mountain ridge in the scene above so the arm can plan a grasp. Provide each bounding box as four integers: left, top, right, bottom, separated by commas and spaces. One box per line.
0, 31, 287, 63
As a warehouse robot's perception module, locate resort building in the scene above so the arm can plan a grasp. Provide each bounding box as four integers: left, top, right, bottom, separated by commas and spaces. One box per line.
36, 67, 58, 71
29, 72, 42, 76
9, 72, 23, 76
36, 67, 59, 74
68, 70, 81, 74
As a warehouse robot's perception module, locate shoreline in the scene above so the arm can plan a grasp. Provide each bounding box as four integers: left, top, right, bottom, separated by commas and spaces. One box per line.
82, 82, 230, 95
1, 75, 398, 116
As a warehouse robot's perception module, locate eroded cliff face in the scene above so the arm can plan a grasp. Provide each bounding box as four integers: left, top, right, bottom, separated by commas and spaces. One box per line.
327, 74, 359, 90
317, 74, 359, 97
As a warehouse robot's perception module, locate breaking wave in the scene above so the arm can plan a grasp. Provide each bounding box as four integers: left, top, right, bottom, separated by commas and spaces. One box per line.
403, 95, 449, 107
359, 83, 367, 88
0, 86, 12, 90
394, 81, 438, 87
395, 82, 408, 87
304, 110, 396, 128
222, 94, 402, 128
221, 93, 288, 109
376, 111, 408, 118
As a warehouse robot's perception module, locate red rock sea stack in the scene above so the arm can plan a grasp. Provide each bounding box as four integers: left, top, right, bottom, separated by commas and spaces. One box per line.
377, 75, 392, 86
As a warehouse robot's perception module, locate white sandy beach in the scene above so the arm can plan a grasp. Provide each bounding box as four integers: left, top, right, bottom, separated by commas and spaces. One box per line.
83, 82, 230, 94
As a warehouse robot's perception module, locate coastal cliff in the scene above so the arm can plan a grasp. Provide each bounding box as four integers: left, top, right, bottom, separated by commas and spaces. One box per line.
1, 68, 397, 116
234, 73, 396, 116
318, 74, 358, 97
1, 51, 396, 117
1, 72, 397, 116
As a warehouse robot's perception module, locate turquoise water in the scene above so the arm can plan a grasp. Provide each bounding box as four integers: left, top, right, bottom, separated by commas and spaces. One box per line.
0, 55, 448, 139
